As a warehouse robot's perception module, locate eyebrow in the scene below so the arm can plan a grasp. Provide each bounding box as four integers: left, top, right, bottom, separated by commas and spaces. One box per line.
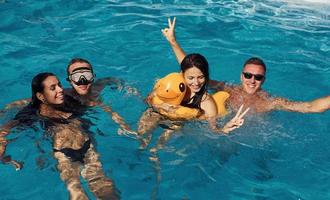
48, 82, 60, 88
187, 75, 204, 78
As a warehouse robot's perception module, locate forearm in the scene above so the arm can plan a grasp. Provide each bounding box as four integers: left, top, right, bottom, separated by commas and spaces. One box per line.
99, 103, 133, 133
96, 77, 140, 97
275, 96, 330, 113
5, 98, 31, 110
207, 117, 228, 134
111, 111, 131, 131
168, 40, 186, 64
209, 123, 229, 134
0, 120, 19, 137
0, 137, 7, 159
0, 136, 22, 170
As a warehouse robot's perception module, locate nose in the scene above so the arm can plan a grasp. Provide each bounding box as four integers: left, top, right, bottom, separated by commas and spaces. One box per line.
56, 85, 63, 93
192, 78, 199, 85
249, 76, 256, 83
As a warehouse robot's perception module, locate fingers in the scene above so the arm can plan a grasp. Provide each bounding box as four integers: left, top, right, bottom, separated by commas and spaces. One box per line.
239, 107, 250, 119
168, 17, 171, 27
234, 105, 250, 120
0, 131, 8, 137
167, 17, 176, 29
11, 160, 23, 171
172, 17, 176, 28
238, 119, 244, 126
234, 104, 244, 118
161, 28, 168, 35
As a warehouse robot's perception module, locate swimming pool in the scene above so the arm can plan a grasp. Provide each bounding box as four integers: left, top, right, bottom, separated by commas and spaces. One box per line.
1, 0, 329, 199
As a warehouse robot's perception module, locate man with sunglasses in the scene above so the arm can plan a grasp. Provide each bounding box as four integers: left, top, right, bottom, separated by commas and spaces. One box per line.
162, 17, 330, 114
210, 57, 330, 113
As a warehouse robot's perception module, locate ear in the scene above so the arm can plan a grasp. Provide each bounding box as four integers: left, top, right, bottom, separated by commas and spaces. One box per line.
36, 92, 45, 103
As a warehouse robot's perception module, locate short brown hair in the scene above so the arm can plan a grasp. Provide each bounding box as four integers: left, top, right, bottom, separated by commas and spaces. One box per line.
66, 58, 93, 76
243, 57, 266, 73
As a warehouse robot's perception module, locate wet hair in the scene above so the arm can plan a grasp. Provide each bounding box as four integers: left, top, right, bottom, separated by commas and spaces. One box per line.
243, 57, 266, 73
31, 72, 56, 108
66, 58, 93, 76
180, 53, 209, 108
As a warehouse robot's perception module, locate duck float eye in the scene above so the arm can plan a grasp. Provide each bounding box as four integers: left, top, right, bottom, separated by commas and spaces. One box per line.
179, 83, 185, 92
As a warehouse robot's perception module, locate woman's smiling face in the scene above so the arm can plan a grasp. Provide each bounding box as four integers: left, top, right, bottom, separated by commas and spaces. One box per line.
183, 66, 206, 94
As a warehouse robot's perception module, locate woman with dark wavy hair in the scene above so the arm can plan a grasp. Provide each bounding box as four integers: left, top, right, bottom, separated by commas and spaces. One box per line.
137, 53, 249, 151
3, 72, 119, 200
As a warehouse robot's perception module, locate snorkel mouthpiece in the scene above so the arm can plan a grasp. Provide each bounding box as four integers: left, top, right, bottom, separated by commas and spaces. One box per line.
75, 76, 91, 85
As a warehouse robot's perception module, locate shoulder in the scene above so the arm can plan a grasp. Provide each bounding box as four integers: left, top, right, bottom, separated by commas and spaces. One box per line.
202, 93, 214, 103
94, 77, 122, 87
201, 93, 217, 116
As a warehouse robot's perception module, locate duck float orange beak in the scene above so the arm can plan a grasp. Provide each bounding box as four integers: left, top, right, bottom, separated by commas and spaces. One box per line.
152, 73, 186, 105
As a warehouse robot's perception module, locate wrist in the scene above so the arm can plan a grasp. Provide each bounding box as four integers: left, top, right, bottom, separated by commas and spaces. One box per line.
169, 39, 178, 46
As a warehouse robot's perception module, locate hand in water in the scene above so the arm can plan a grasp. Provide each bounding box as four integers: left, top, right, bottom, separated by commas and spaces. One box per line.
222, 105, 250, 134
153, 103, 179, 114
0, 129, 9, 137
0, 137, 23, 171
117, 127, 138, 136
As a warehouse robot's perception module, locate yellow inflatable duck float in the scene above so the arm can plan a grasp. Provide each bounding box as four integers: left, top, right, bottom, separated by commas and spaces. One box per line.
150, 72, 229, 120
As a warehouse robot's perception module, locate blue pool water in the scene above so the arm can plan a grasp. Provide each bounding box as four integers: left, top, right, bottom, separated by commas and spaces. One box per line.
1, 0, 330, 199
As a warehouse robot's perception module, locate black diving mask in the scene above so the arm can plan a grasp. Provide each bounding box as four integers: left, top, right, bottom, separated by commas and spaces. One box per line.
67, 67, 95, 86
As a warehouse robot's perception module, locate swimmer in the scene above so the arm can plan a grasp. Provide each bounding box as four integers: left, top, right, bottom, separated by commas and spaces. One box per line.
0, 58, 136, 140
137, 54, 248, 194
18, 72, 119, 200
64, 58, 135, 134
138, 53, 249, 149
162, 17, 330, 114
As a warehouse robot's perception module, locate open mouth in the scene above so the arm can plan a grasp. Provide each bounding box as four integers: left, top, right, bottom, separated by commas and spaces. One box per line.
56, 94, 64, 100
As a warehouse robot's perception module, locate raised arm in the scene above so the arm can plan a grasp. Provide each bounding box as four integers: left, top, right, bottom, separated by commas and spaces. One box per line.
161, 17, 187, 64
273, 96, 330, 113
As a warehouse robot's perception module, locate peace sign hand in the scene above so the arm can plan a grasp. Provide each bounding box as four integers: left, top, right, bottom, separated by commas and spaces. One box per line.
222, 105, 250, 134
161, 17, 177, 44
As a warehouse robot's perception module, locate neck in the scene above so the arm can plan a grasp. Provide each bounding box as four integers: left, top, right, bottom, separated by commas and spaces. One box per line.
39, 103, 71, 119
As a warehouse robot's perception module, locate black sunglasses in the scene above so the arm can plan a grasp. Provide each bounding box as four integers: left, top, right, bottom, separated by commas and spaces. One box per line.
242, 72, 265, 81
